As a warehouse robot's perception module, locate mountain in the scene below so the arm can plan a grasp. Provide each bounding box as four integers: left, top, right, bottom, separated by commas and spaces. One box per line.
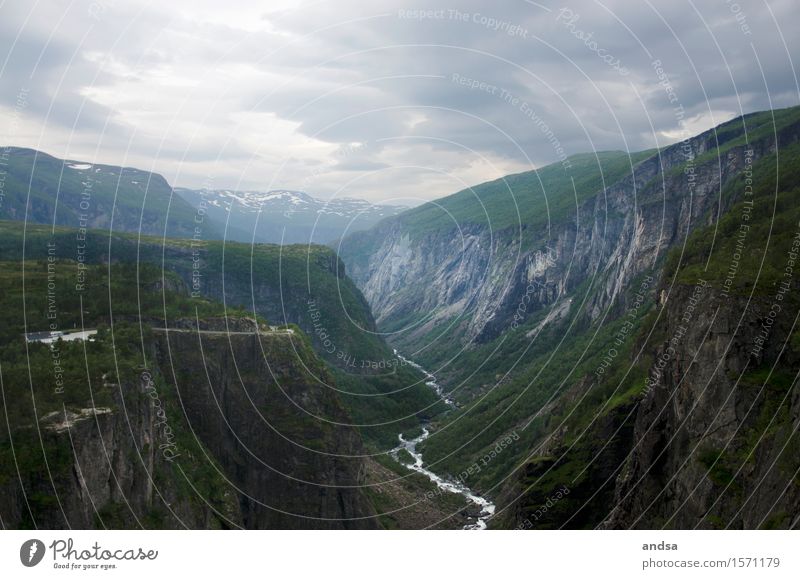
174, 187, 406, 245
338, 105, 800, 529
5, 105, 799, 530
0, 146, 402, 245
0, 147, 206, 238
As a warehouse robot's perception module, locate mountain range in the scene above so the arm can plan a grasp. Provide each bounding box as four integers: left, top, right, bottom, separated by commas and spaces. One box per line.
0, 146, 404, 245
174, 188, 406, 245
0, 147, 203, 239
1, 105, 799, 529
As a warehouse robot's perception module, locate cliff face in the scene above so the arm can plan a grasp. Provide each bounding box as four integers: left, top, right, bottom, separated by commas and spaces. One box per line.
604, 283, 800, 529
0, 367, 237, 529
0, 239, 381, 530
499, 275, 800, 530
152, 320, 376, 528
343, 114, 800, 356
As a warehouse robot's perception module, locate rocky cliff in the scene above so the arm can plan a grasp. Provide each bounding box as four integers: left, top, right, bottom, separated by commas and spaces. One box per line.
151, 319, 376, 528
0, 368, 235, 529
604, 284, 800, 529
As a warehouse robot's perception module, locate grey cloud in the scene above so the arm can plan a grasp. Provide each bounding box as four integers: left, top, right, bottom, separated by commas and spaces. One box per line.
1, 0, 797, 203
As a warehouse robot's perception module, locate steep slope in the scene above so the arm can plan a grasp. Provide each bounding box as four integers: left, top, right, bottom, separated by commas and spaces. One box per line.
0, 147, 205, 238
499, 146, 800, 529
341, 108, 800, 358
340, 149, 653, 342
599, 149, 800, 529
338, 105, 800, 528
152, 318, 376, 529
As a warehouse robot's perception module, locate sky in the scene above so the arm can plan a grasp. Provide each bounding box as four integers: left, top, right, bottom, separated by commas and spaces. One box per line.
1, 0, 798, 205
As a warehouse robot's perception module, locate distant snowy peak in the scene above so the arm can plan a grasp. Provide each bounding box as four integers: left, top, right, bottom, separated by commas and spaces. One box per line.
195, 189, 313, 209
171, 186, 408, 243
175, 188, 406, 217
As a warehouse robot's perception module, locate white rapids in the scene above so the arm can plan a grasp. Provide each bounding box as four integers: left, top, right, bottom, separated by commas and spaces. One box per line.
391, 351, 495, 530
393, 350, 456, 407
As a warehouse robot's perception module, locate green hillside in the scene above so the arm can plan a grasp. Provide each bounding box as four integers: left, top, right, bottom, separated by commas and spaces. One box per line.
418, 121, 800, 505
0, 147, 205, 238
397, 149, 654, 239
492, 142, 800, 528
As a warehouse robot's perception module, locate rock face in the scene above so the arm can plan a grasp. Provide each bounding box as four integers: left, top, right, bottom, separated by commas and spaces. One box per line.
0, 316, 377, 529
0, 369, 232, 529
339, 107, 800, 528
151, 321, 376, 528
343, 115, 800, 353
495, 280, 800, 530
604, 287, 800, 529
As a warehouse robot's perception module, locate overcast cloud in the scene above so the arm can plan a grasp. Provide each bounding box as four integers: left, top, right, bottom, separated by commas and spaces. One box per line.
1, 0, 798, 203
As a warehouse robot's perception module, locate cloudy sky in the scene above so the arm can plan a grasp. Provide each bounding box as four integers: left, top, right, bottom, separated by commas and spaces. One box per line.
1, 0, 798, 204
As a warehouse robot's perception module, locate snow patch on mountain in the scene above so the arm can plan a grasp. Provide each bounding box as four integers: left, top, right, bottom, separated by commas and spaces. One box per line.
175, 188, 405, 218
172, 187, 408, 244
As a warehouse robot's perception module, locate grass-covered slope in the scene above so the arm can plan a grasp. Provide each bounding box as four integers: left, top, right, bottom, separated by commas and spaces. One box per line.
396, 149, 655, 237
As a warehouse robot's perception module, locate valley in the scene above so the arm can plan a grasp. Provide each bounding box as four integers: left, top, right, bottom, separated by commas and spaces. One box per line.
1, 105, 799, 530
3, 3, 800, 577
338, 105, 800, 529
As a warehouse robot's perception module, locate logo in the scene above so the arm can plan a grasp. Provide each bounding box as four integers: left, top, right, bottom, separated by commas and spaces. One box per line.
20, 539, 46, 567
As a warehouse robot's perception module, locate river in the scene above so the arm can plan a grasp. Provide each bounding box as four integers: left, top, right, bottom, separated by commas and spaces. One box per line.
394, 350, 456, 407
391, 351, 496, 530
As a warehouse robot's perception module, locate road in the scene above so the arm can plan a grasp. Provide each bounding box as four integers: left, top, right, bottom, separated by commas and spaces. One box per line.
150, 327, 295, 336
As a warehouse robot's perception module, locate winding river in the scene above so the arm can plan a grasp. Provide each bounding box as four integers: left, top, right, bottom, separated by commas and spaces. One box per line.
394, 351, 456, 407
392, 351, 496, 530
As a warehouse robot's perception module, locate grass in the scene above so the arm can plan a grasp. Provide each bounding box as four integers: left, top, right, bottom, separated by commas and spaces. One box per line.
396, 149, 655, 240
